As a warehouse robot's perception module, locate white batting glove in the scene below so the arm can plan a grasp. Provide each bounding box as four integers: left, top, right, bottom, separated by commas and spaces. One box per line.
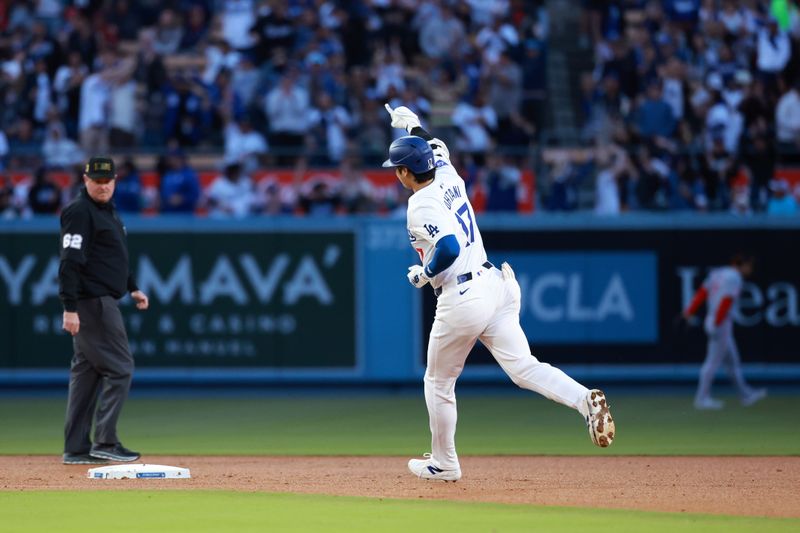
500, 261, 515, 281
407, 265, 430, 288
385, 103, 421, 133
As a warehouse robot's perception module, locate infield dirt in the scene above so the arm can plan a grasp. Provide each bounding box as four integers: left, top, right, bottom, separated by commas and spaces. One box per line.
1, 456, 798, 518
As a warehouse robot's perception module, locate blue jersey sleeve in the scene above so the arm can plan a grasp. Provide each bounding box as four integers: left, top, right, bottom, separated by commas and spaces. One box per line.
424, 234, 460, 277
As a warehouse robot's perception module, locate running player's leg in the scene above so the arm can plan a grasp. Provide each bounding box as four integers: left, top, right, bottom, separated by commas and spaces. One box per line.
479, 275, 589, 417
424, 317, 478, 470
722, 333, 754, 397
696, 334, 726, 403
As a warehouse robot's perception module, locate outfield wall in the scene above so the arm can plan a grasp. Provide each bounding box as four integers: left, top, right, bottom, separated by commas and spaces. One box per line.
0, 215, 798, 385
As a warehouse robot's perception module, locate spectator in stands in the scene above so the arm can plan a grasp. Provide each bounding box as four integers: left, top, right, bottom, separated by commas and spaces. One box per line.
114, 159, 142, 213
180, 3, 210, 51
705, 86, 743, 154
249, 1, 294, 64
357, 99, 391, 166
700, 134, 738, 210
775, 80, 800, 151
66, 13, 98, 68
338, 158, 376, 214
205, 162, 255, 218
78, 72, 111, 154
475, 15, 519, 66
6, 117, 40, 168
635, 80, 677, 140
766, 178, 798, 215
0, 174, 17, 219
42, 121, 84, 169
371, 45, 406, 99
521, 37, 548, 129
25, 57, 53, 130
153, 9, 183, 55
417, 3, 466, 61
109, 0, 142, 41
53, 51, 88, 140
544, 152, 580, 212
484, 51, 523, 137
756, 16, 791, 97
729, 175, 752, 216
669, 154, 703, 211
451, 92, 497, 166
601, 37, 639, 101
27, 167, 60, 214
230, 54, 260, 108
484, 154, 521, 212
220, 0, 257, 51
255, 177, 297, 215
741, 129, 775, 211
223, 114, 268, 174
163, 72, 213, 147
299, 177, 340, 216
308, 92, 353, 165
264, 67, 310, 166
108, 58, 139, 148
631, 144, 671, 210
159, 150, 200, 213
594, 143, 630, 216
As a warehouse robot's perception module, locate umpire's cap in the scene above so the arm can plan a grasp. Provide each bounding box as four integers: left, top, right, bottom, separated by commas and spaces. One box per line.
382, 136, 435, 175
84, 156, 116, 180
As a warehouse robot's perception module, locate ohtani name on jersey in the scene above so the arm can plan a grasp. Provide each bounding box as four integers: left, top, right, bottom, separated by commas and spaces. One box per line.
442, 185, 463, 210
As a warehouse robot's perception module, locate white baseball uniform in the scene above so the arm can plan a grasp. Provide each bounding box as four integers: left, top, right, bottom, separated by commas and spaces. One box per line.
407, 137, 591, 471
695, 266, 757, 402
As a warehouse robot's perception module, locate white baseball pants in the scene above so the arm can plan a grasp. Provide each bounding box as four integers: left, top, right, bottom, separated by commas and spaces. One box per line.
696, 324, 754, 402
424, 266, 589, 470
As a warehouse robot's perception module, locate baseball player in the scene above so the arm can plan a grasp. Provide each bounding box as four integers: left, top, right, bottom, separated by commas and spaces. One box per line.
681, 254, 767, 410
382, 104, 615, 482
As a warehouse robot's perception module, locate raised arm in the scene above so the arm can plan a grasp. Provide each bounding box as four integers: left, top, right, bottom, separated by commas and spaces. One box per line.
385, 103, 452, 165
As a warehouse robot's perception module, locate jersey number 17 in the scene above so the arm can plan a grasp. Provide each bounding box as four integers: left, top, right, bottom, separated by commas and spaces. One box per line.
455, 203, 474, 246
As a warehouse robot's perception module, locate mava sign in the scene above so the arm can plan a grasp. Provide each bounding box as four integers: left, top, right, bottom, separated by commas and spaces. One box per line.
0, 232, 356, 368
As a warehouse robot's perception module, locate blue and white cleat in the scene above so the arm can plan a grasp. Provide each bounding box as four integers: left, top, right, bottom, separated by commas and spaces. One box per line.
586, 389, 615, 447
408, 453, 462, 482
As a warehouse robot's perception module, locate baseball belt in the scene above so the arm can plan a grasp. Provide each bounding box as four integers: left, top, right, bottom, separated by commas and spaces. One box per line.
434, 261, 495, 297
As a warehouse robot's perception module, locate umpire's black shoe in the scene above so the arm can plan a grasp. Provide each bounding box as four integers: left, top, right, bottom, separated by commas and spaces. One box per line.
63, 453, 109, 465
89, 443, 141, 462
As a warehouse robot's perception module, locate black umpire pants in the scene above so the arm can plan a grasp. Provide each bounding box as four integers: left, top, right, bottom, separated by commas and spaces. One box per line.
64, 296, 134, 454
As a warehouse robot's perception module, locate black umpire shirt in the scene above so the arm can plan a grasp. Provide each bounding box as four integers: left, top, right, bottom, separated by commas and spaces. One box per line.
58, 187, 138, 312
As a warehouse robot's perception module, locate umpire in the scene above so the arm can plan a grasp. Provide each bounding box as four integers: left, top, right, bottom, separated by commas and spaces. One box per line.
59, 156, 149, 465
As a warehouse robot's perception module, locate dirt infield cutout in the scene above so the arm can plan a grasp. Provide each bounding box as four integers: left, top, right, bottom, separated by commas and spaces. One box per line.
1, 456, 798, 518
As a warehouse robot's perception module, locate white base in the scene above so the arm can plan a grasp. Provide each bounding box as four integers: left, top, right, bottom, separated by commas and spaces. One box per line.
87, 464, 191, 480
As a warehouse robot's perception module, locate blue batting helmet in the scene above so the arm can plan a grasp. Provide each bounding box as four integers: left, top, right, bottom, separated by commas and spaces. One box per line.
382, 136, 435, 174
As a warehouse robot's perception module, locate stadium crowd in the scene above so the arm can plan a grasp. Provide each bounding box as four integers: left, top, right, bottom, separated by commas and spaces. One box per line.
543, 0, 800, 215
0, 1, 797, 217
0, 0, 544, 217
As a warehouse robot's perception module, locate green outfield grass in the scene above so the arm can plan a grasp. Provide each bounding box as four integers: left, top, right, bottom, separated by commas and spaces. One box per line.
0, 392, 797, 455
0, 491, 797, 533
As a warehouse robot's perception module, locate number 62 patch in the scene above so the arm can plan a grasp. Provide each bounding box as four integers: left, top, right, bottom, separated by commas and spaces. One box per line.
62, 233, 83, 250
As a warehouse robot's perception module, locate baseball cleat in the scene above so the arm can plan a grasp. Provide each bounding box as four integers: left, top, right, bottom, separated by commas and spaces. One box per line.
408, 453, 461, 482
585, 389, 615, 447
741, 388, 767, 407
63, 453, 109, 465
89, 443, 141, 462
694, 397, 724, 410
